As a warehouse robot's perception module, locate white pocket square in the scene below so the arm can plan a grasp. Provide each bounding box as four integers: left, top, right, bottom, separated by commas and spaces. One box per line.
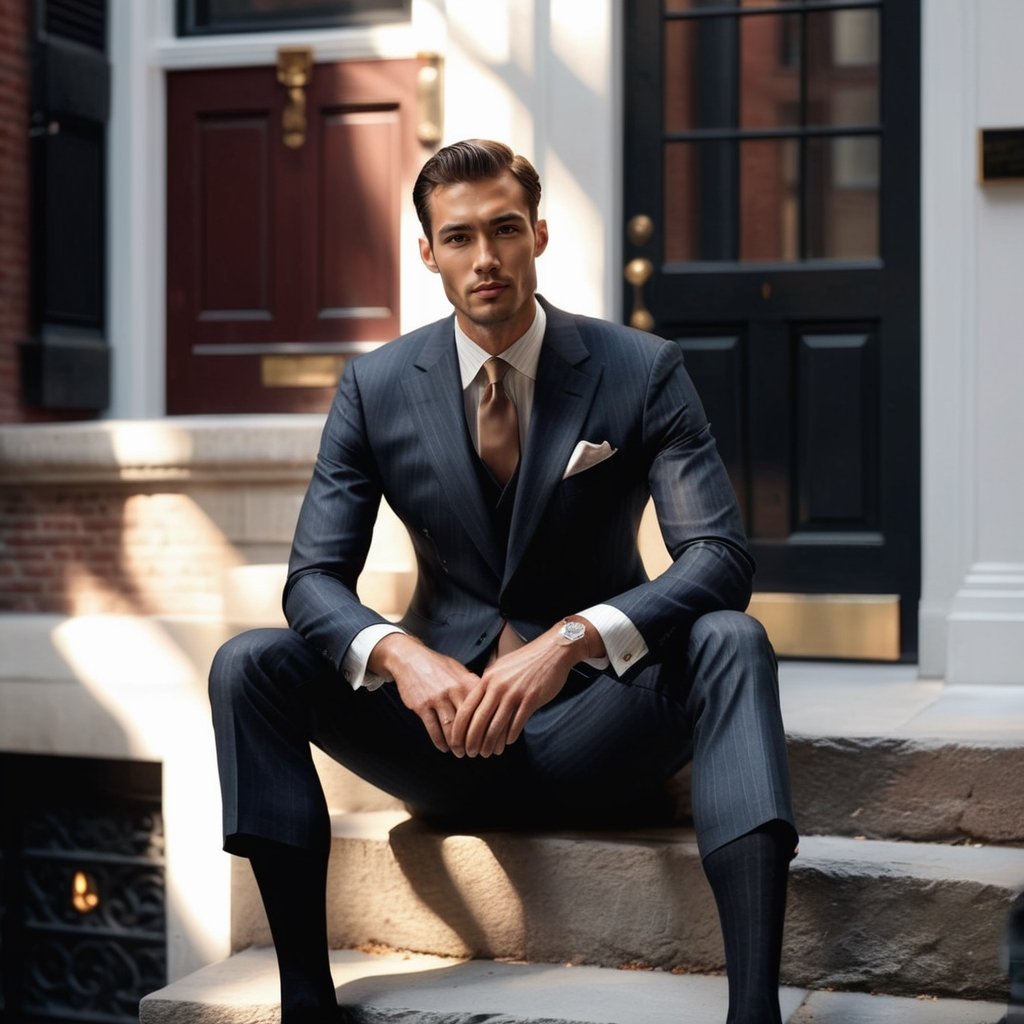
562, 439, 618, 479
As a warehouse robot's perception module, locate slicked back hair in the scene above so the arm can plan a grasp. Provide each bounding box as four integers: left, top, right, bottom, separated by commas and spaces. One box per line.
413, 139, 542, 242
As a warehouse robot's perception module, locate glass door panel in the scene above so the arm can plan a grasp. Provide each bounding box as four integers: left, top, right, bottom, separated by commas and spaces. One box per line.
662, 0, 883, 265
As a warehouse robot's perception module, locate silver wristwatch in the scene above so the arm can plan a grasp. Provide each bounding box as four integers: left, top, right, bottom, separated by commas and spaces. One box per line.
554, 619, 587, 647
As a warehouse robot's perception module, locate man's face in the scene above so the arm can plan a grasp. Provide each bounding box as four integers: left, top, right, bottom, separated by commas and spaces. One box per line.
419, 171, 548, 352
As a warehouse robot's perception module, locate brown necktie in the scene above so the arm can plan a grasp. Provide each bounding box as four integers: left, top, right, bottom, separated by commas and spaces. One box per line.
478, 357, 520, 486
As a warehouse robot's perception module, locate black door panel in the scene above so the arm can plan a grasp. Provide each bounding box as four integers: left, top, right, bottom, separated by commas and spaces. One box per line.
626, 0, 920, 659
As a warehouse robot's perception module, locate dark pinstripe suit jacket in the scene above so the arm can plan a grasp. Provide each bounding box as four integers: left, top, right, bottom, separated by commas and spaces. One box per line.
284, 298, 754, 682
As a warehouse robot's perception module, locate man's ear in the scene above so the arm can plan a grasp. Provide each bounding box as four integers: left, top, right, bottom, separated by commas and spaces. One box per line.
419, 237, 440, 273
534, 219, 549, 257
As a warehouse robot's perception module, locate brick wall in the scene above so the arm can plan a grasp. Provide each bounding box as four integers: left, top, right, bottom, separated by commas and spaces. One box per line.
0, 0, 93, 424
0, 485, 245, 615
0, 0, 30, 422
0, 419, 328, 619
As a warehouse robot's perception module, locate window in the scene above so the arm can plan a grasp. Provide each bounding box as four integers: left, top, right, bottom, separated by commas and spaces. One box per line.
662, 0, 882, 263
177, 0, 411, 36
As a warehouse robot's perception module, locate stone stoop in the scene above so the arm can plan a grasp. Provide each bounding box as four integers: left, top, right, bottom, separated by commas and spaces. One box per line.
139, 947, 1008, 1024
207, 667, 1024, 1020
227, 809, 1023, 1003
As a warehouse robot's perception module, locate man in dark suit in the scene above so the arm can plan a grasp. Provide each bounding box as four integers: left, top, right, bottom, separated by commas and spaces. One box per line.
210, 139, 796, 1024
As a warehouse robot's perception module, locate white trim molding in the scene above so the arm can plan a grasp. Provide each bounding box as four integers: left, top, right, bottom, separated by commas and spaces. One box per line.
920, 0, 1024, 684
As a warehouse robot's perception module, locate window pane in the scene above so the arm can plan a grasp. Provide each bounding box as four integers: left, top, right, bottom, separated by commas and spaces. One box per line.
182, 0, 409, 34
664, 17, 738, 131
806, 136, 880, 259
664, 1, 791, 8
665, 141, 738, 262
740, 138, 799, 261
664, 1, 740, 11
739, 13, 801, 129
807, 8, 880, 126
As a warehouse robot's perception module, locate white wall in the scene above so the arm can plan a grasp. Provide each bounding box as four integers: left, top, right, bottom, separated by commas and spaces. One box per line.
415, 0, 621, 325
920, 0, 1024, 682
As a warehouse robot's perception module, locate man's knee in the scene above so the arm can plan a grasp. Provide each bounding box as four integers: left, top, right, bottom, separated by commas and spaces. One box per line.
689, 610, 773, 662
687, 611, 777, 702
208, 627, 309, 708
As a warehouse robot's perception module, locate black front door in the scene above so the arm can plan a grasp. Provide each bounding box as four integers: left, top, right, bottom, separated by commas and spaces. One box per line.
624, 0, 920, 659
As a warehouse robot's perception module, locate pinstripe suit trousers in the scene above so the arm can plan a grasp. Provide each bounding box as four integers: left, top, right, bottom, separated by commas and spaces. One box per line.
209, 609, 794, 859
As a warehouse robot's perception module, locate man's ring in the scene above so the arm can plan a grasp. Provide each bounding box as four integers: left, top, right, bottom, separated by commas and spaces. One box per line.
442, 717, 453, 726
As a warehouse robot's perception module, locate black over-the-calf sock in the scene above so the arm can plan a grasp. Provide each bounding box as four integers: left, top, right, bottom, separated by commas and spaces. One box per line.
248, 837, 337, 1024
702, 820, 795, 1024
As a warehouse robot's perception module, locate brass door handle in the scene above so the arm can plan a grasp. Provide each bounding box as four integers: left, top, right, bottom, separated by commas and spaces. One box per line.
277, 47, 313, 149
624, 257, 654, 331
416, 53, 444, 148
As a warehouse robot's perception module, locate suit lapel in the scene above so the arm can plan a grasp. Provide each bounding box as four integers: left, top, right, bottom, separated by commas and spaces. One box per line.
503, 304, 601, 588
402, 320, 503, 578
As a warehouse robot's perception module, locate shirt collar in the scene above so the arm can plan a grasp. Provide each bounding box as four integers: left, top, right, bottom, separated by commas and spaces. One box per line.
454, 299, 546, 390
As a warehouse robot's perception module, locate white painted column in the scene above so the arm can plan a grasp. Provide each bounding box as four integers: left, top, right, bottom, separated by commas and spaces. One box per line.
107, 0, 169, 418
920, 0, 1024, 684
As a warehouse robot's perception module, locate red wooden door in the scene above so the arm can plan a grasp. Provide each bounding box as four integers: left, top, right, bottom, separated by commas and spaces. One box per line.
166, 58, 422, 413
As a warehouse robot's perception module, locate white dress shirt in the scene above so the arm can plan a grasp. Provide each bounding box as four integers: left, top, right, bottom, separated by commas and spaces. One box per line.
341, 300, 649, 690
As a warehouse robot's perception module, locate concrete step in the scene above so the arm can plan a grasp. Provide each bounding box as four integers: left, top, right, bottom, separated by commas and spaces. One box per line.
307, 664, 1024, 845
229, 810, 1024, 1002
787, 733, 1024, 844
139, 946, 1009, 1024
309, 729, 1024, 847
781, 664, 1024, 846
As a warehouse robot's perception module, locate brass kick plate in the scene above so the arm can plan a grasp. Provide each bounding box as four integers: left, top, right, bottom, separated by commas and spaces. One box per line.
748, 593, 900, 661
261, 355, 344, 388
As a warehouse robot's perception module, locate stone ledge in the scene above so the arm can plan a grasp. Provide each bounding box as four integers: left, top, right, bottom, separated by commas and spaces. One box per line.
0, 415, 324, 483
230, 812, 1024, 1000
789, 734, 1024, 844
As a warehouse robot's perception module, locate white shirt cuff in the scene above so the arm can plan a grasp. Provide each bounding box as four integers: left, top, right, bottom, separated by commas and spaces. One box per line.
342, 623, 407, 691
578, 603, 649, 677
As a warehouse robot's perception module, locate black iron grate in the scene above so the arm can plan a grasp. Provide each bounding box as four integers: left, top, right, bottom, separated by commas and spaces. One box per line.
0, 756, 165, 1024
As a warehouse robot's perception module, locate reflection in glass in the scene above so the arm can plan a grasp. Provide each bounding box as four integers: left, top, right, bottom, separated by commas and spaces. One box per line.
664, 143, 697, 263
807, 9, 880, 125
185, 0, 410, 31
806, 136, 880, 259
739, 13, 800, 128
665, 141, 738, 262
661, 1, 883, 263
664, 0, 785, 7
740, 139, 799, 261
665, 17, 739, 132
665, 0, 727, 10
664, 19, 699, 132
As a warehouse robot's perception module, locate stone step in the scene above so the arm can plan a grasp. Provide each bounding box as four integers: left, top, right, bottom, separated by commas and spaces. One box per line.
229, 811, 1024, 1002
306, 662, 1024, 845
787, 733, 1024, 844
309, 730, 1024, 847
140, 946, 1008, 1024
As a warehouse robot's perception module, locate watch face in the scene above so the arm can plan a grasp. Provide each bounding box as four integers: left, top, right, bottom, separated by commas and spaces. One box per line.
560, 621, 586, 643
